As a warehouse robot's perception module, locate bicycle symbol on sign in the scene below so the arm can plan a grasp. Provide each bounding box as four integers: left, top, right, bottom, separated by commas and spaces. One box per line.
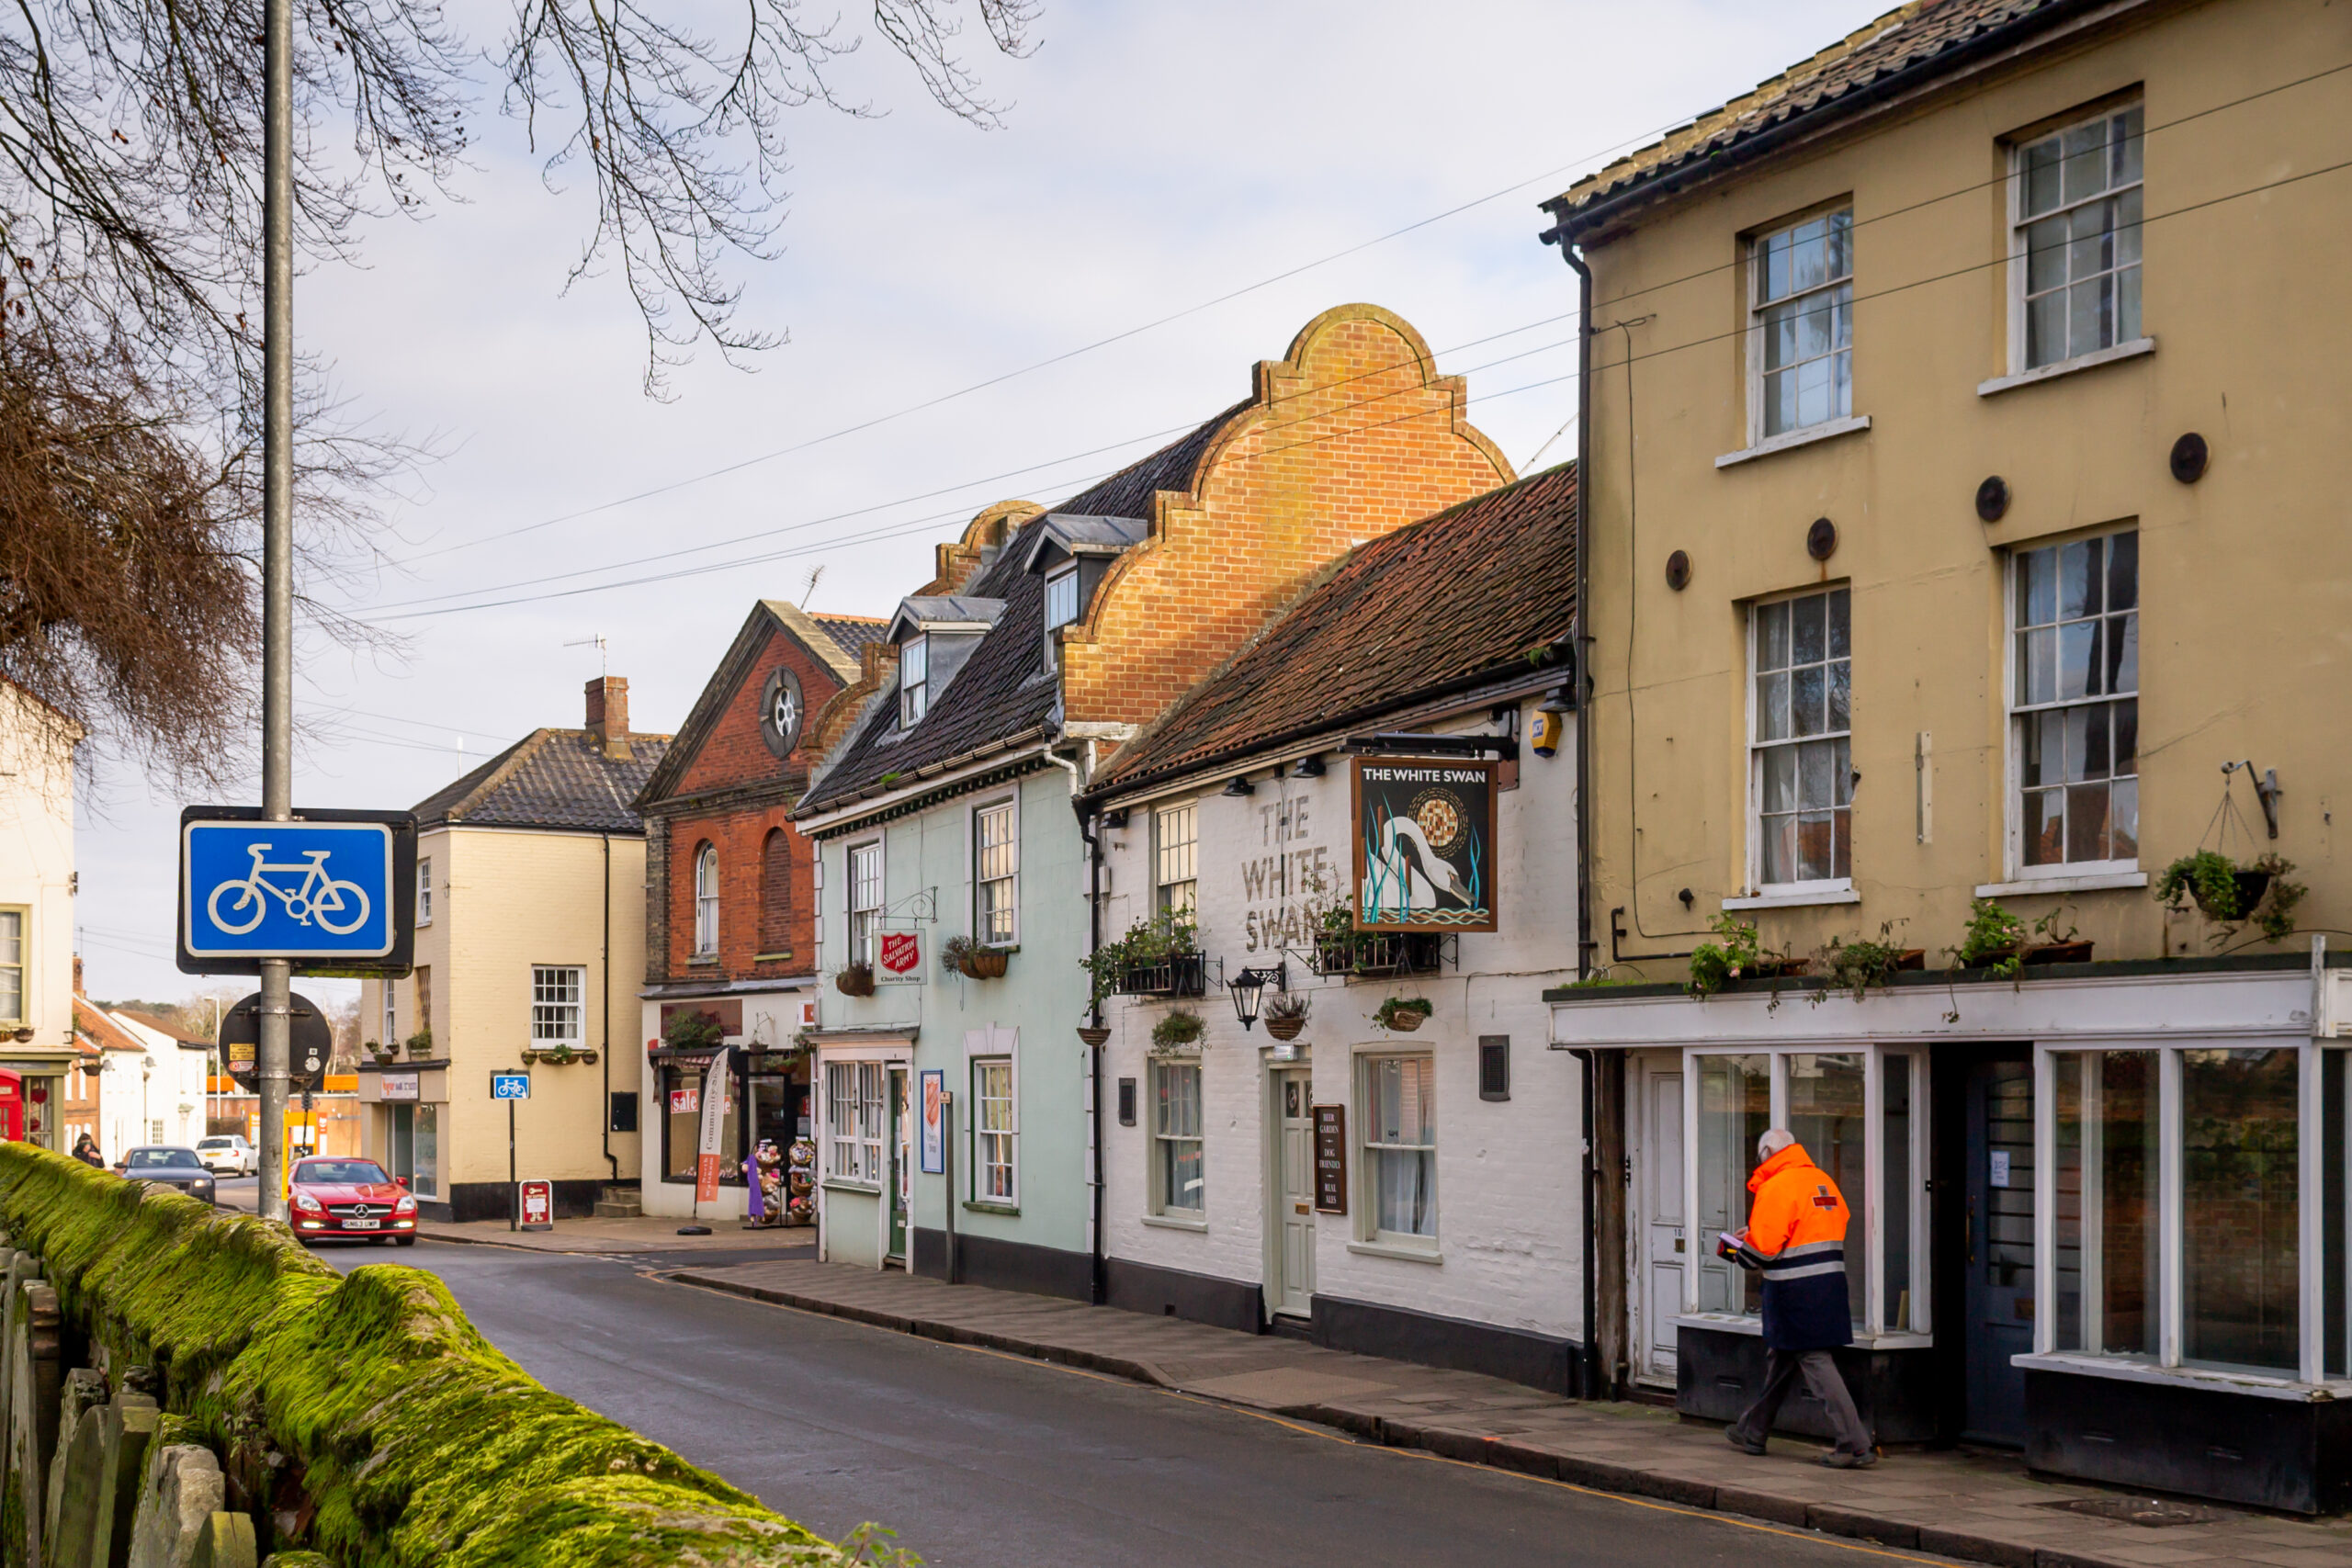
206, 842, 373, 936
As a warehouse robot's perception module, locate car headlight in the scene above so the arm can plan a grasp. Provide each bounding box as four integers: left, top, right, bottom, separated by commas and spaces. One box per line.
394, 1195, 416, 1214
292, 1191, 323, 1214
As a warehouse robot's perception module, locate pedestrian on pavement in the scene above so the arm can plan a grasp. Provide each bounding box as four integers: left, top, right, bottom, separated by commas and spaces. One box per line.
1722, 1128, 1876, 1468
72, 1134, 104, 1169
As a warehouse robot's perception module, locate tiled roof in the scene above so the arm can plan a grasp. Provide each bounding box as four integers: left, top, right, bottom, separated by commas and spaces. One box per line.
798, 401, 1248, 816
108, 1008, 207, 1046
74, 998, 148, 1054
813, 615, 888, 662
1094, 464, 1578, 795
413, 728, 673, 833
1548, 0, 2079, 232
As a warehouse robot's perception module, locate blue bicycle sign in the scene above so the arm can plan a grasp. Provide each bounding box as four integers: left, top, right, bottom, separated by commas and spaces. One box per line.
182, 818, 397, 961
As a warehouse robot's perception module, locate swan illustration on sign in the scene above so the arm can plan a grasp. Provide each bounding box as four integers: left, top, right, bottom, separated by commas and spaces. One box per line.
1351, 759, 1498, 932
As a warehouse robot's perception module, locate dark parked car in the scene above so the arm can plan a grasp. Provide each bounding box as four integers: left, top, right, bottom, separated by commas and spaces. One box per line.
113, 1145, 218, 1205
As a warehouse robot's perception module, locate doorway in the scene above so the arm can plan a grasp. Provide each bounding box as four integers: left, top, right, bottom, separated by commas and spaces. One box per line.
1629, 1052, 1685, 1387
1268, 1066, 1316, 1320
1962, 1051, 2034, 1445
887, 1066, 910, 1263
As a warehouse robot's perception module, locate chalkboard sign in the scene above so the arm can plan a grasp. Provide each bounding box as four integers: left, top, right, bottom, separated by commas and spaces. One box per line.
1313, 1103, 1348, 1214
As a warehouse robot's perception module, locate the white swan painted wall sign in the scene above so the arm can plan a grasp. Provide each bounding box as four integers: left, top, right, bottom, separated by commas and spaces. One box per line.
1351, 759, 1498, 932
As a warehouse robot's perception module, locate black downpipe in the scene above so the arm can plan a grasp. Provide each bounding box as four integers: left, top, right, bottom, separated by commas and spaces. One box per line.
1568, 1047, 1600, 1399
1077, 792, 1106, 1306
601, 832, 620, 1183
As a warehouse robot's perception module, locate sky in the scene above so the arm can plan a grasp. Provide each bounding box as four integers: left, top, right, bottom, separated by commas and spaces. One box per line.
72, 0, 1896, 1006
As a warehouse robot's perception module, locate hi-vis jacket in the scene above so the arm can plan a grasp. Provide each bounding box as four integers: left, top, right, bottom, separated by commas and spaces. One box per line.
1736, 1143, 1853, 1351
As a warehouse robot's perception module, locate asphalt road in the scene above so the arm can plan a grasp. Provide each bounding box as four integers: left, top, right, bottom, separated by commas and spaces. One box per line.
303, 1240, 1954, 1568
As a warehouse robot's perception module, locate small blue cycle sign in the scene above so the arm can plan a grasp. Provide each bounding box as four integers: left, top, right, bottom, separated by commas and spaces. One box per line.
183, 819, 396, 960
491, 1073, 532, 1100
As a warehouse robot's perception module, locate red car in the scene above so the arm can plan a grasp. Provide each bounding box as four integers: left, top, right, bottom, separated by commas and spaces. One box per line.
288, 1156, 419, 1246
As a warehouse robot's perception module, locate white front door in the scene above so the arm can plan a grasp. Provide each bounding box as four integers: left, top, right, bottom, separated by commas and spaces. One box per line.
1271, 1068, 1317, 1318
1633, 1054, 1685, 1386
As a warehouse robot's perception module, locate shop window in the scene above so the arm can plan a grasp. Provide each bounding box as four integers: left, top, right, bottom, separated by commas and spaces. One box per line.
2183, 1047, 2299, 1372
1151, 1060, 1203, 1215
974, 1056, 1016, 1203
1787, 1053, 1868, 1325
2013, 102, 2143, 370
412, 1104, 438, 1199
1361, 1053, 1436, 1247
1697, 1054, 1770, 1316
2051, 1050, 2158, 1359
824, 1060, 885, 1183
2011, 529, 2138, 871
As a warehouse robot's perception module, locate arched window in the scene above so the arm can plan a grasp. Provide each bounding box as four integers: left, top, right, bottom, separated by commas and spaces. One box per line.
693, 843, 719, 957
761, 829, 792, 955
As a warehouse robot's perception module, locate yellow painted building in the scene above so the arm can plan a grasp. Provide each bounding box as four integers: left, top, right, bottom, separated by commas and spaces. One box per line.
1540, 0, 2352, 1512
357, 677, 667, 1221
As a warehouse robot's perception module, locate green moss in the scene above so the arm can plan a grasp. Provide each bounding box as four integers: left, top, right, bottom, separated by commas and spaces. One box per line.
0, 1147, 853, 1567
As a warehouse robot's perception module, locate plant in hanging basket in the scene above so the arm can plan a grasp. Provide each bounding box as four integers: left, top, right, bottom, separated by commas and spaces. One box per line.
1150, 1009, 1205, 1051
2156, 850, 2306, 943
943, 934, 1009, 979
1263, 989, 1311, 1042
1374, 996, 1432, 1032
1076, 1024, 1111, 1048
834, 962, 876, 998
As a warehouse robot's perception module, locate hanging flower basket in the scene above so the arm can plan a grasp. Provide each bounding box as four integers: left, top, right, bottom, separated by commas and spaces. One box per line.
963, 949, 1010, 980
1076, 1024, 1111, 1048
1264, 1017, 1306, 1043
834, 963, 876, 998
1374, 997, 1432, 1032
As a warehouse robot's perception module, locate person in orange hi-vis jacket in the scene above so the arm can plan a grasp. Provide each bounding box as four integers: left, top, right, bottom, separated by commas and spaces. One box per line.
1721, 1129, 1877, 1468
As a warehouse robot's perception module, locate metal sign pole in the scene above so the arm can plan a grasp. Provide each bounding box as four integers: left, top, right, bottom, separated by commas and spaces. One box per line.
508, 1097, 518, 1232
254, 0, 295, 1225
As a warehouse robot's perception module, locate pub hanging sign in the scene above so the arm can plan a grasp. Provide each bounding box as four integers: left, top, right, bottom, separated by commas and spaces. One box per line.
1351, 757, 1498, 933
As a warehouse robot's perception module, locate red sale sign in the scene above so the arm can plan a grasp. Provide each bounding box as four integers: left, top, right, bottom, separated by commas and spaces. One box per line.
518, 1179, 553, 1231
879, 931, 922, 975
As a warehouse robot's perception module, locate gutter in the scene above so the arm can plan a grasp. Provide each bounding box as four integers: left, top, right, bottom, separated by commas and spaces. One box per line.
1560, 241, 1602, 1403
601, 832, 620, 1184
1047, 741, 1110, 1309
794, 725, 1052, 835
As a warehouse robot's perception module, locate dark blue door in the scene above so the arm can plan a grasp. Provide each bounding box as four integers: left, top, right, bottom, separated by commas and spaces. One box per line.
1963, 1053, 2034, 1445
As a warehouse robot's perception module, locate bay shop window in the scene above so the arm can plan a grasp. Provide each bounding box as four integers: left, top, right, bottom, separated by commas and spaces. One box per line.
1686, 1045, 1927, 1339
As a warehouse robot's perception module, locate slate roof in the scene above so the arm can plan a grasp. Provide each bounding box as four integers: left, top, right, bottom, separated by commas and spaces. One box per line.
1093, 464, 1578, 795
413, 728, 673, 833
799, 400, 1248, 816
813, 615, 888, 662
1547, 0, 2089, 235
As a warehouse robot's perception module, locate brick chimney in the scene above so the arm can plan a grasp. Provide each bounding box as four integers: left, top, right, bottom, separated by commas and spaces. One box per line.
585, 676, 632, 761
73, 953, 82, 995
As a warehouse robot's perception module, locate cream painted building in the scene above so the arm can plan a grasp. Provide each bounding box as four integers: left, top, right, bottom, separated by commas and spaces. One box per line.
357, 678, 666, 1221
0, 680, 84, 1146
1540, 0, 2352, 1513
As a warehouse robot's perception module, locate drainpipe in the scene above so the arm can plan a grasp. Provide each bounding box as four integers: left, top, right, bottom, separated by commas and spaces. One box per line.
1048, 746, 1109, 1306
601, 833, 620, 1184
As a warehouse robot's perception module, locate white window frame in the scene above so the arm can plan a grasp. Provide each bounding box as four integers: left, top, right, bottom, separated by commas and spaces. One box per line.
379, 981, 395, 1048
972, 794, 1020, 948
847, 839, 884, 968
530, 964, 584, 1047
823, 1058, 887, 1186
899, 635, 929, 728
972, 1052, 1018, 1206
1747, 204, 1854, 445
0, 907, 25, 1028
1154, 801, 1197, 917
1746, 586, 1853, 897
1678, 1043, 1932, 1344
2007, 99, 2145, 376
2003, 527, 2139, 881
415, 857, 433, 925
693, 843, 720, 957
1149, 1057, 1204, 1217
1357, 1050, 1439, 1252
1044, 566, 1080, 671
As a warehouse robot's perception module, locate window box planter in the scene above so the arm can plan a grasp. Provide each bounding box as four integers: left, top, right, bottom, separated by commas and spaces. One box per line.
521, 1046, 598, 1066
961, 949, 1010, 980
2024, 940, 2095, 965
1307, 931, 1445, 979
1115, 953, 1205, 998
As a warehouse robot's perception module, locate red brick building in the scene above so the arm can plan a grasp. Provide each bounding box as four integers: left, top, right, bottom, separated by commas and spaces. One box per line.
633, 600, 886, 1218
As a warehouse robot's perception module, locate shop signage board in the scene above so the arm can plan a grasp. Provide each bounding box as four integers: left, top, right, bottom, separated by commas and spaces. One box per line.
919, 1068, 944, 1175
1313, 1104, 1349, 1213
877, 931, 923, 984
379, 1072, 420, 1102
517, 1179, 553, 1231
176, 806, 417, 975
669, 1086, 699, 1115
1351, 758, 1498, 932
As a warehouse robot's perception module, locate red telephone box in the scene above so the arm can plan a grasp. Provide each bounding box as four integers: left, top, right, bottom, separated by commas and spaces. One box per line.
0, 1073, 25, 1142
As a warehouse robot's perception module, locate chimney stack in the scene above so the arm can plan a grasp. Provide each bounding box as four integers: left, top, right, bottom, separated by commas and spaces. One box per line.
73, 953, 82, 995
585, 676, 632, 761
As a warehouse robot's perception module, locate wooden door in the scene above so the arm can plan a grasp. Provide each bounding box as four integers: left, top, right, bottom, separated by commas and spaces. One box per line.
1633, 1058, 1685, 1385
1272, 1069, 1316, 1318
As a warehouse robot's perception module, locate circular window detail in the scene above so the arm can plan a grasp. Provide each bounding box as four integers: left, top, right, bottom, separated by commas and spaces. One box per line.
1665, 549, 1692, 592
1975, 475, 2010, 523
2169, 432, 2210, 484
759, 667, 805, 758
1806, 516, 1838, 561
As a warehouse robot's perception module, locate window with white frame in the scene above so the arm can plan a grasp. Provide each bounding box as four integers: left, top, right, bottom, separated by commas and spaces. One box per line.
694, 843, 720, 956
974, 798, 1018, 946
1154, 802, 1197, 916
416, 857, 433, 924
899, 635, 929, 728
1689, 1045, 1928, 1336
1361, 1054, 1437, 1247
1151, 1059, 1204, 1215
380, 982, 395, 1048
824, 1059, 886, 1183
2014, 102, 2143, 371
2012, 529, 2137, 870
974, 1055, 1016, 1202
848, 840, 884, 966
530, 965, 584, 1046
1751, 207, 1852, 438
1750, 587, 1852, 890
0, 908, 23, 1025
1044, 567, 1080, 671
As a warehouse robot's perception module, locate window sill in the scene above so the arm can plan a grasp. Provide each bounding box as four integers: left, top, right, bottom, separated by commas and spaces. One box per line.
1672, 1314, 1929, 1349
1721, 886, 1860, 911
962, 1200, 1020, 1217
686, 955, 719, 967
1140, 1213, 1207, 1233
1347, 1239, 1441, 1265
753, 952, 794, 964
1977, 336, 2155, 398
1714, 414, 1871, 469
1973, 870, 2145, 898
821, 1179, 882, 1195
2013, 1351, 2328, 1402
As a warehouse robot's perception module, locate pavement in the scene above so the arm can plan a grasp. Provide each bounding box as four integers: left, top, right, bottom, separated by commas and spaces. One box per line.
671, 1258, 2352, 1568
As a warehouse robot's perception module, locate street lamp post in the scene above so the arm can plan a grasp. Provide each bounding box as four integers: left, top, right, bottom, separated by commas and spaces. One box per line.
254, 0, 295, 1224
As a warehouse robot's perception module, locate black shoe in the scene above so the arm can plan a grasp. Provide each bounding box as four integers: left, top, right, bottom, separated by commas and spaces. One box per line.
1819, 1450, 1878, 1469
1725, 1429, 1766, 1456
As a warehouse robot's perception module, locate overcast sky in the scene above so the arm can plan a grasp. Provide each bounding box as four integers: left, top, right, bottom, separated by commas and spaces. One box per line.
73, 0, 1892, 1007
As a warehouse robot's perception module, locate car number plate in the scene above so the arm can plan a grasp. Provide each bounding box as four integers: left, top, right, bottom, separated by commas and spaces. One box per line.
345, 1218, 380, 1231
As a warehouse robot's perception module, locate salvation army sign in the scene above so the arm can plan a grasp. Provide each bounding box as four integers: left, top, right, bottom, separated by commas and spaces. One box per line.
1351, 758, 1498, 932
877, 931, 923, 984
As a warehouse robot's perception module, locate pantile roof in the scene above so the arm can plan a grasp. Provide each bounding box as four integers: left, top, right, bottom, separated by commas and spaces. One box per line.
799, 400, 1249, 816
73, 998, 148, 1054
1547, 0, 2086, 234
1094, 464, 1578, 795
413, 728, 673, 833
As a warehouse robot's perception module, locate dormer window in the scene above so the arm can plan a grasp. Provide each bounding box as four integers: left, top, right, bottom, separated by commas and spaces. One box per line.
1045, 567, 1080, 671
899, 635, 929, 728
